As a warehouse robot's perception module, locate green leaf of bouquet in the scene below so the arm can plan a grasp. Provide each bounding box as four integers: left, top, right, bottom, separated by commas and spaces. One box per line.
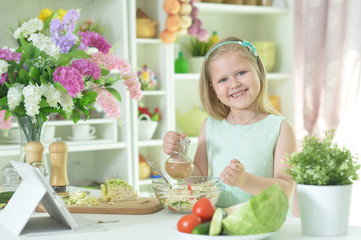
39, 98, 49, 108
79, 96, 90, 106
69, 42, 81, 53
46, 66, 54, 77
39, 107, 59, 114
71, 49, 90, 59
53, 82, 67, 92
106, 87, 122, 103
39, 112, 48, 122
40, 76, 48, 84
101, 69, 110, 77
4, 110, 12, 121
78, 106, 90, 119
83, 91, 98, 104
19, 37, 31, 59
29, 66, 40, 80
71, 109, 81, 124
57, 53, 72, 66
18, 68, 29, 84
0, 97, 8, 109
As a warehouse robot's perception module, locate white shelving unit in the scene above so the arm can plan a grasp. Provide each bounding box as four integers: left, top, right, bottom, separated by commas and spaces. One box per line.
0, 0, 294, 195
0, 0, 133, 187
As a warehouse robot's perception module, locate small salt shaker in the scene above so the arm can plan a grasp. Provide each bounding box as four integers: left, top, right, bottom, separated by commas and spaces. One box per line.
49, 138, 69, 196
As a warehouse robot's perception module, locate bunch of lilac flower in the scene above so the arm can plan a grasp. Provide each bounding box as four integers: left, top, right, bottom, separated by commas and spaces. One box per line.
50, 9, 80, 54
0, 8, 143, 130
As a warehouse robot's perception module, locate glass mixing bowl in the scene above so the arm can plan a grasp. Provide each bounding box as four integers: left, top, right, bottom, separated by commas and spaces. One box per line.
152, 176, 224, 213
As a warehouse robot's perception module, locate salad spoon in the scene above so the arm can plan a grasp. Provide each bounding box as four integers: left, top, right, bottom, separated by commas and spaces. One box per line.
145, 159, 172, 188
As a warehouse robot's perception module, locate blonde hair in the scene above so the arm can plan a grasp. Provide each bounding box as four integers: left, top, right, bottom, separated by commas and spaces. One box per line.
199, 36, 280, 120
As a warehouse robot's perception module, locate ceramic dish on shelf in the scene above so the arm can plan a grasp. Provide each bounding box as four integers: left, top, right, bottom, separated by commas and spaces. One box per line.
67, 135, 97, 141
172, 227, 278, 240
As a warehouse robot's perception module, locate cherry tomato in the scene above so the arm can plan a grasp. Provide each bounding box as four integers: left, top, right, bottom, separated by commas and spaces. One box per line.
192, 198, 216, 222
177, 214, 202, 233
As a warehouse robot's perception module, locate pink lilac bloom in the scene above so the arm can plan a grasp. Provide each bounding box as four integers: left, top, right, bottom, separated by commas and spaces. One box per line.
0, 110, 12, 130
0, 48, 22, 62
70, 59, 101, 79
96, 88, 122, 119
90, 51, 131, 73
78, 31, 111, 54
50, 10, 80, 54
53, 66, 84, 97
123, 71, 143, 101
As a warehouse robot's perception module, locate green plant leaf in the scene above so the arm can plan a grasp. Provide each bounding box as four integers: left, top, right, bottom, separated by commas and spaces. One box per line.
285, 130, 360, 185
4, 110, 12, 120
71, 109, 81, 123
53, 82, 67, 92
101, 69, 110, 76
106, 87, 121, 103
18, 68, 29, 84
0, 97, 8, 109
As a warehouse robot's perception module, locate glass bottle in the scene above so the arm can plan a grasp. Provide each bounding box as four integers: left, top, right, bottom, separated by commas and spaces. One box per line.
165, 138, 194, 180
174, 51, 189, 73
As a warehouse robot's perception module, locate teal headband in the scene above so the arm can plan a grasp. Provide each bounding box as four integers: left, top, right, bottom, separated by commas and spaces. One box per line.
205, 40, 258, 63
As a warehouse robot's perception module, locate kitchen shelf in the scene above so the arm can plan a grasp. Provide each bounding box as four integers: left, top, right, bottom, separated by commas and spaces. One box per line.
0, 140, 126, 155
195, 2, 289, 15
141, 90, 167, 96
136, 38, 163, 44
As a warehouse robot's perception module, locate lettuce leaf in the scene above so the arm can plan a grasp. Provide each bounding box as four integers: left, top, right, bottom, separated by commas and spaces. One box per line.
222, 183, 288, 235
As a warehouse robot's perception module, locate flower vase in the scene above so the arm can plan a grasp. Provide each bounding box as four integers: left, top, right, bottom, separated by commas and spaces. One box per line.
16, 116, 50, 180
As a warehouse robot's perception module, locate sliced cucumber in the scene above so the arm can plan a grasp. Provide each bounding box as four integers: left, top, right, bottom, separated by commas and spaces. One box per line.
209, 208, 224, 235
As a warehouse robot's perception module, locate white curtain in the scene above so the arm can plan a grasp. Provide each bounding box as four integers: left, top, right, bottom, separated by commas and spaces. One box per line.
294, 0, 361, 139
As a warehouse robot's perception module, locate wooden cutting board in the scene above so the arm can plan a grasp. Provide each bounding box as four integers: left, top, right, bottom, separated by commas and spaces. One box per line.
36, 198, 163, 215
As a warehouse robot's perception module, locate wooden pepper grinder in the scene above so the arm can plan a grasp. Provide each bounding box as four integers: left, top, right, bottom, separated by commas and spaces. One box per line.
24, 141, 45, 175
49, 140, 69, 196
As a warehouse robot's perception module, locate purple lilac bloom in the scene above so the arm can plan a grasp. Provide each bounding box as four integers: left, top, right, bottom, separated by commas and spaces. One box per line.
0, 73, 8, 85
50, 15, 78, 54
62, 9, 80, 32
53, 66, 84, 97
78, 31, 111, 54
0, 49, 22, 62
70, 59, 101, 80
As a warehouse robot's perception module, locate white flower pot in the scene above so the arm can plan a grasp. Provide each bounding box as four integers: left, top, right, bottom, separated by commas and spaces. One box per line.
138, 114, 158, 140
189, 56, 205, 73
297, 184, 353, 237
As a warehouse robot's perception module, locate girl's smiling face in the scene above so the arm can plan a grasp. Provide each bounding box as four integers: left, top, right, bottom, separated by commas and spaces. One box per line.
209, 51, 261, 111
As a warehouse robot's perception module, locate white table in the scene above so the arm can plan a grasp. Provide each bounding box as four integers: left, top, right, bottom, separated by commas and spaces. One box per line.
0, 209, 361, 240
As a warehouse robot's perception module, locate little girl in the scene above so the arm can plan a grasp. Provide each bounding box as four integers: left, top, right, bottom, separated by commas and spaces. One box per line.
163, 36, 296, 209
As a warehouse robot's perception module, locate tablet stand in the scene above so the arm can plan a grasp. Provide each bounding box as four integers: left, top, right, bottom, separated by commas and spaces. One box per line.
0, 161, 78, 235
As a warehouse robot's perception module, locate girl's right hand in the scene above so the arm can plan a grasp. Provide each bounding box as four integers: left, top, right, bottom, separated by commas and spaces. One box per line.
163, 131, 186, 155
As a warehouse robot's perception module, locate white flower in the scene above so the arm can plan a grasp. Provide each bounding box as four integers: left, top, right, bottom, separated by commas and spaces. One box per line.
28, 33, 60, 59
0, 59, 10, 75
13, 18, 44, 39
59, 92, 74, 116
40, 84, 61, 108
22, 84, 42, 117
7, 83, 25, 110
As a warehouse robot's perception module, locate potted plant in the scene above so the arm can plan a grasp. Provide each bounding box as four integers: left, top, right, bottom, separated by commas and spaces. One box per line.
182, 35, 214, 73
285, 130, 360, 237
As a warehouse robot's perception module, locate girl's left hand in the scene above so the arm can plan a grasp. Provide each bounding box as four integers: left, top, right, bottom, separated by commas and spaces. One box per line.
220, 159, 247, 188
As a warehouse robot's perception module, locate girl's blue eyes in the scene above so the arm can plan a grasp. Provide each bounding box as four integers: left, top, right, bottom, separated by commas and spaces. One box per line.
219, 71, 246, 83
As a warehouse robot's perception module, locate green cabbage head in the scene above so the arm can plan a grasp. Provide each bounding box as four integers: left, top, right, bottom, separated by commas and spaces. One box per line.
222, 183, 288, 235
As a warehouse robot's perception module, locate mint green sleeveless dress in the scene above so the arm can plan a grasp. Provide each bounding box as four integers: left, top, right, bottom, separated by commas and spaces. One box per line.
206, 114, 285, 208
